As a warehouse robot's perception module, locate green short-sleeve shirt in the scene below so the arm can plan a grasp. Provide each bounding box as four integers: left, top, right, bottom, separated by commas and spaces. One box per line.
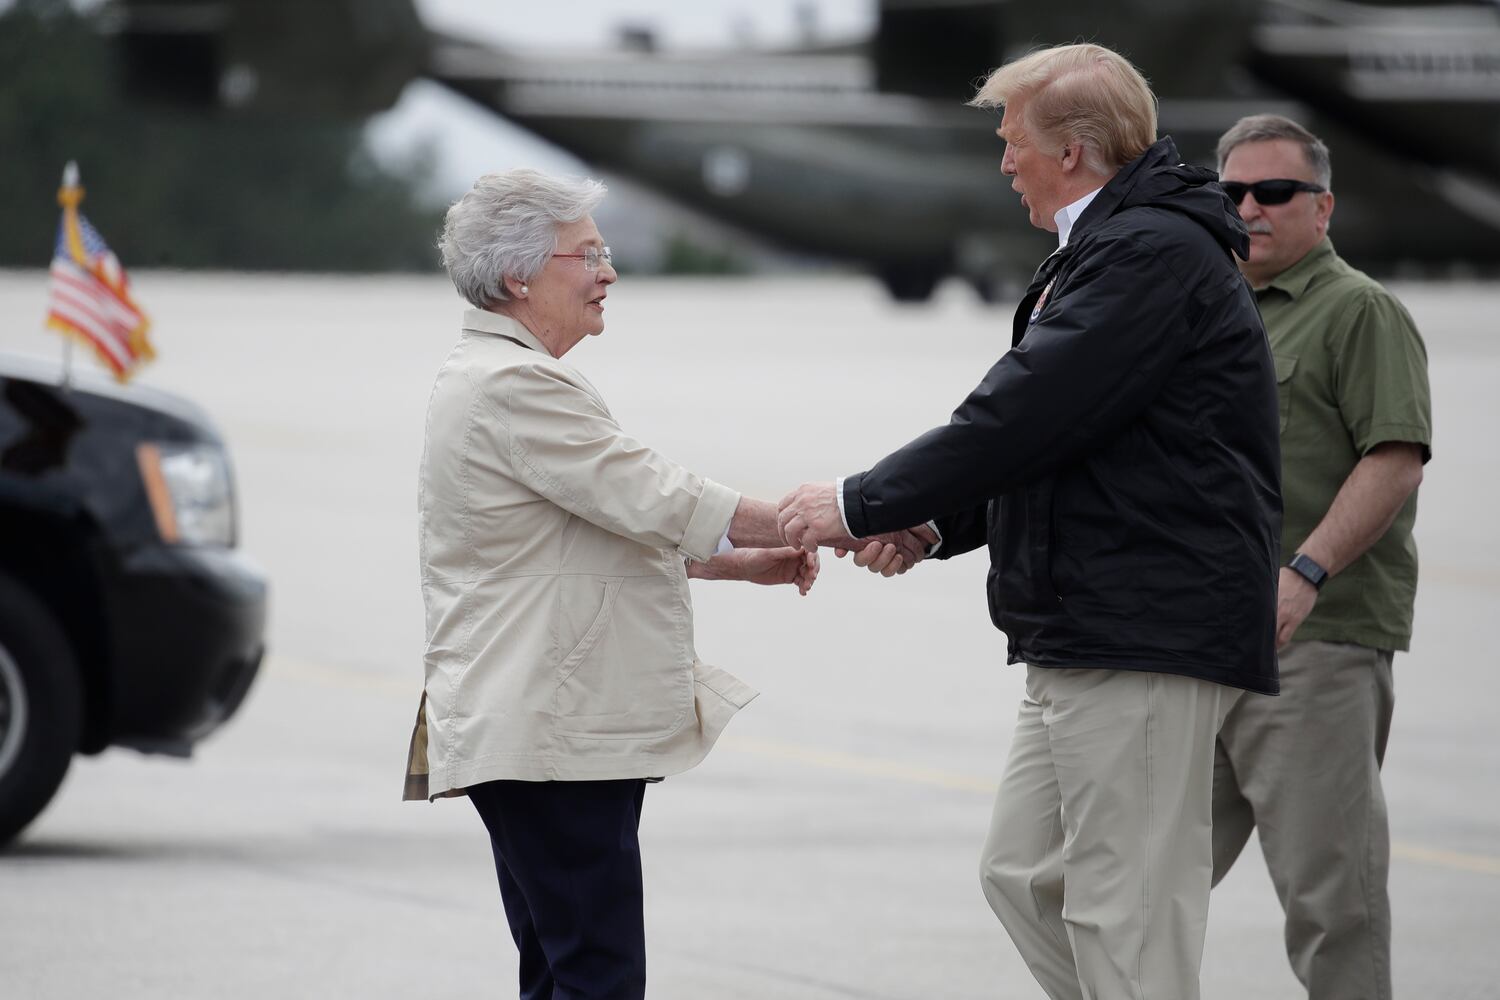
1255, 238, 1432, 651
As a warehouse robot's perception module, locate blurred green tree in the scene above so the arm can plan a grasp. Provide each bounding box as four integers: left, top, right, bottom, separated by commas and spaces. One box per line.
659, 232, 750, 276
0, 0, 441, 271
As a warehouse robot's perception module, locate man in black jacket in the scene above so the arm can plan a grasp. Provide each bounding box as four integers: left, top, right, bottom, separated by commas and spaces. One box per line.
778, 43, 1281, 1000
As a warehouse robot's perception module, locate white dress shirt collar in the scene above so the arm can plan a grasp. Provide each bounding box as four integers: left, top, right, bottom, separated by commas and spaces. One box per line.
1054, 187, 1104, 249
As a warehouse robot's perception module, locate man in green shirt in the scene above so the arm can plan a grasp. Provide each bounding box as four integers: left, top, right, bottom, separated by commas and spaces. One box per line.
1211, 114, 1432, 1000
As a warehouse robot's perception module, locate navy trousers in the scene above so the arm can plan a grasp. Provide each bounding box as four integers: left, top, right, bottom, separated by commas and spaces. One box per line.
468, 779, 648, 1000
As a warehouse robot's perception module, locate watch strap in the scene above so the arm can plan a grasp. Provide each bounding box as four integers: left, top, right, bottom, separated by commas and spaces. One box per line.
1287, 552, 1328, 590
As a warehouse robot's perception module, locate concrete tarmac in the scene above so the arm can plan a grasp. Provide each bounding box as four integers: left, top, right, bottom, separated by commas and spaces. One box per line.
0, 272, 1496, 998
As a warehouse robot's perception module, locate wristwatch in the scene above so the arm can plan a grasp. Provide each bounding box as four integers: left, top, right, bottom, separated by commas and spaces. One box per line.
1287, 552, 1328, 590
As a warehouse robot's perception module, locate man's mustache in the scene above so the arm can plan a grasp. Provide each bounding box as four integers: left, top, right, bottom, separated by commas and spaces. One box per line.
1246, 221, 1273, 235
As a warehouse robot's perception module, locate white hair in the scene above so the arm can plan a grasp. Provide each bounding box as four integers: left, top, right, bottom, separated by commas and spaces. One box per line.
439, 169, 607, 308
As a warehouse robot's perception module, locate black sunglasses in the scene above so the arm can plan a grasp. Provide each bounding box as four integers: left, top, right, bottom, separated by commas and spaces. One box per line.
1221, 179, 1326, 206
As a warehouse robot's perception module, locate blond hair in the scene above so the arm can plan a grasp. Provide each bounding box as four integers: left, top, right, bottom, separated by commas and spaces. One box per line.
970, 44, 1157, 175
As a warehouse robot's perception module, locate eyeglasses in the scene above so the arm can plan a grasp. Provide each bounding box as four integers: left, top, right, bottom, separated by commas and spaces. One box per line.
1221, 179, 1326, 206
551, 246, 613, 271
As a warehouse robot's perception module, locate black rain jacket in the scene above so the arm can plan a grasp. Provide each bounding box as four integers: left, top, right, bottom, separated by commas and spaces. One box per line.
842, 138, 1282, 694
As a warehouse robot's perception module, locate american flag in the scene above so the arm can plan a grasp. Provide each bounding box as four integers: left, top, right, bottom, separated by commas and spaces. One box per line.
45, 162, 154, 382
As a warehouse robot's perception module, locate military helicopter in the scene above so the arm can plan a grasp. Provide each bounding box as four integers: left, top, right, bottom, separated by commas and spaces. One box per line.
110, 0, 1500, 300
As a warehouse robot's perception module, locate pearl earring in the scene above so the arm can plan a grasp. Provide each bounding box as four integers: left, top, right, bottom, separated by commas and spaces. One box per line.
520, 285, 528, 295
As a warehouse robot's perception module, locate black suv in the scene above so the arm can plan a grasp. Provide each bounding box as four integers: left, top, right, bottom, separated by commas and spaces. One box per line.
0, 353, 267, 844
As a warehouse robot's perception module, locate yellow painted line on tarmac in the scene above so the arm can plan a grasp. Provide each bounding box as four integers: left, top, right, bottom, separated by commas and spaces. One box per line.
721, 738, 1500, 879
1391, 843, 1500, 876
721, 737, 998, 794
269, 652, 1500, 878
264, 652, 414, 697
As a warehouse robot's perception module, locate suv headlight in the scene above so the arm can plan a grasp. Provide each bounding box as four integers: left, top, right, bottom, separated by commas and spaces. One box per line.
136, 442, 237, 547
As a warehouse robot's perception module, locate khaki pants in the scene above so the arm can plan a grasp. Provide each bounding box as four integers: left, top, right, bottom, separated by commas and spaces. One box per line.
980, 666, 1240, 1000
1213, 640, 1395, 1000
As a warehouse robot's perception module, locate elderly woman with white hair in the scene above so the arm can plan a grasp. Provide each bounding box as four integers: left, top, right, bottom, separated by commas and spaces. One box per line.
403, 169, 914, 1000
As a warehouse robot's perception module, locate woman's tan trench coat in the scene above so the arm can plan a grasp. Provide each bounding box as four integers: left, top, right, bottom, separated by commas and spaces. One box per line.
405, 310, 756, 800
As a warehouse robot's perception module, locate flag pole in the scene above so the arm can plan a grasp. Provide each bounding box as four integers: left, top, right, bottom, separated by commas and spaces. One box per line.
57, 161, 81, 390
44, 160, 152, 384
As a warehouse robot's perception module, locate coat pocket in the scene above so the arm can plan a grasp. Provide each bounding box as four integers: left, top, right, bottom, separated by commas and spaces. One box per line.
987, 485, 1061, 618
556, 578, 623, 686
555, 575, 693, 740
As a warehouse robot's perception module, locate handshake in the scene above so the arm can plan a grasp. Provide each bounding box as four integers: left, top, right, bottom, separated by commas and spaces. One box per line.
699, 481, 938, 597
776, 481, 937, 578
